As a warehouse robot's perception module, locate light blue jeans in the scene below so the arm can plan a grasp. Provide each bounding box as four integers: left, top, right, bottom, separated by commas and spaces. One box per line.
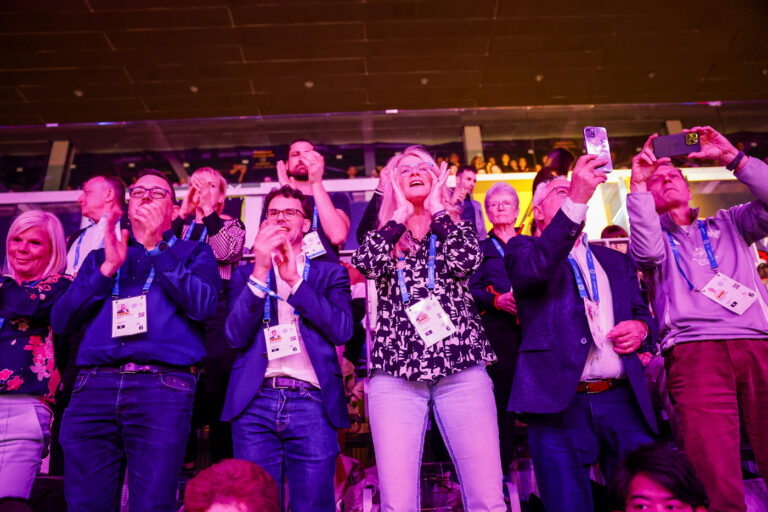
0, 395, 52, 499
369, 365, 506, 512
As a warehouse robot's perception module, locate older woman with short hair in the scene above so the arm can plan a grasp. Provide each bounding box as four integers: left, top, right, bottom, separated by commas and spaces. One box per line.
0, 210, 71, 498
353, 146, 505, 512
468, 181, 523, 474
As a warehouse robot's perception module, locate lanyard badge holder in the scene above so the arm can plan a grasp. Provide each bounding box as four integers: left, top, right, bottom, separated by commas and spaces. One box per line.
667, 220, 757, 315
111, 237, 176, 338
568, 244, 604, 347
255, 260, 311, 360
400, 235, 456, 348
183, 221, 208, 242
302, 205, 327, 259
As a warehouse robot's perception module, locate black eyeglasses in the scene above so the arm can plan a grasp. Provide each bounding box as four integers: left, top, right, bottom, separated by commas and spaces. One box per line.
266, 208, 305, 220
128, 186, 172, 200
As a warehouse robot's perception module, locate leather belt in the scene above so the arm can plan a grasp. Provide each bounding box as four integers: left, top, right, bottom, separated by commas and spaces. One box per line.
577, 378, 627, 394
85, 363, 199, 377
263, 376, 318, 391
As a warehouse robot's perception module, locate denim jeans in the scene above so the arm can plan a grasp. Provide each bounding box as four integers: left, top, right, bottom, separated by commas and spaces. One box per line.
232, 385, 339, 512
0, 395, 52, 499
527, 385, 653, 512
368, 365, 506, 512
60, 368, 196, 512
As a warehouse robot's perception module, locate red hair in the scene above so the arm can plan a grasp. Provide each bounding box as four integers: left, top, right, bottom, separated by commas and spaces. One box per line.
184, 459, 280, 512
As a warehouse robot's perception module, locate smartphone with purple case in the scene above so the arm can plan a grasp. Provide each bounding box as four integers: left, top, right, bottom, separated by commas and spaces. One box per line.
652, 132, 701, 159
583, 126, 613, 172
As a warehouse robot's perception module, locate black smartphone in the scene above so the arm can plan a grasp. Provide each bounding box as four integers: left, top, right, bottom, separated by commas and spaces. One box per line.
652, 132, 701, 159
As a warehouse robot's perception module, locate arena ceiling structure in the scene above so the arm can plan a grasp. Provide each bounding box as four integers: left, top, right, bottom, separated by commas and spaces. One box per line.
0, 0, 766, 126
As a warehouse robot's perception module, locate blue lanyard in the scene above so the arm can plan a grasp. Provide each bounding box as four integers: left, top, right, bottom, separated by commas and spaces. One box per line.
567, 243, 600, 303
0, 279, 40, 331
396, 234, 437, 304
312, 204, 318, 231
73, 225, 105, 269
490, 237, 504, 258
182, 221, 208, 241
666, 220, 718, 291
259, 257, 312, 326
111, 238, 177, 298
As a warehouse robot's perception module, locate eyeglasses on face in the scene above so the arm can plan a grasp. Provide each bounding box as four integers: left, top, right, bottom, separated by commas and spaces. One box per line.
396, 162, 433, 175
128, 186, 172, 200
266, 208, 305, 220
487, 200, 515, 210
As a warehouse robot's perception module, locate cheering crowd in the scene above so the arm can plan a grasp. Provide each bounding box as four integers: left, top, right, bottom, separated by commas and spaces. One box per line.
1, 126, 767, 512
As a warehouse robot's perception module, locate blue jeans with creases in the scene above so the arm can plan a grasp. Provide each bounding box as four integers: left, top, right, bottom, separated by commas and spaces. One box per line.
232, 385, 339, 512
61, 368, 196, 512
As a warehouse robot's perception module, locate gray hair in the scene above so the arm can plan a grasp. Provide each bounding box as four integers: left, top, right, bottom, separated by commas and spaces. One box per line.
484, 182, 520, 211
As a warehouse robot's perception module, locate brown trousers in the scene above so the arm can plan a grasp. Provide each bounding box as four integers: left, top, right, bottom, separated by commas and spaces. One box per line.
666, 339, 768, 512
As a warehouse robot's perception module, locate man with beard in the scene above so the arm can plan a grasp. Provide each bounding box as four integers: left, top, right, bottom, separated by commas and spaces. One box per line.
274, 140, 351, 263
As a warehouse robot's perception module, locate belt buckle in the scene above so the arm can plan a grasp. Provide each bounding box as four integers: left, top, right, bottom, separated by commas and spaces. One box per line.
122, 362, 152, 374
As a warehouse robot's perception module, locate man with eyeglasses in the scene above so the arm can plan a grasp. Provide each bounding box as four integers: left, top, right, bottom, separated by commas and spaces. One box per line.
274, 139, 351, 263
224, 185, 352, 511
503, 155, 659, 512
451, 165, 487, 240
52, 169, 222, 511
628, 127, 768, 511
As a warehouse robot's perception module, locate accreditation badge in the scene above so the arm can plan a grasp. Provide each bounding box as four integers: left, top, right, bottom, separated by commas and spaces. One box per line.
701, 272, 758, 315
112, 295, 148, 338
301, 231, 327, 259
405, 296, 456, 348
264, 323, 302, 360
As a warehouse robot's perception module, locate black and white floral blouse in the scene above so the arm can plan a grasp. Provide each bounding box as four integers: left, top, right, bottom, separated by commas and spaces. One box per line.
352, 212, 496, 381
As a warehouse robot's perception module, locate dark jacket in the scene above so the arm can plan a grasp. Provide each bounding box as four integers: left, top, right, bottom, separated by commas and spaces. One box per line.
505, 210, 658, 432
222, 262, 353, 429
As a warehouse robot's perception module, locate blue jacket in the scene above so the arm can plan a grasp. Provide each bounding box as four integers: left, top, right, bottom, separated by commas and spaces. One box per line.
51, 235, 221, 367
505, 210, 658, 432
222, 262, 353, 429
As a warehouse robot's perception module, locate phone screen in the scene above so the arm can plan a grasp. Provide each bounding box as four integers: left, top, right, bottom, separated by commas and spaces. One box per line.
583, 126, 613, 172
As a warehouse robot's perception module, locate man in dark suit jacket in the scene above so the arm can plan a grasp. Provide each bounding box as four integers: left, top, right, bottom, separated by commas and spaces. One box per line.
224, 185, 352, 512
505, 155, 658, 512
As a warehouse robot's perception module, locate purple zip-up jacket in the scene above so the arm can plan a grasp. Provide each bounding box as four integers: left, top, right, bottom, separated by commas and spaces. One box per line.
627, 157, 768, 352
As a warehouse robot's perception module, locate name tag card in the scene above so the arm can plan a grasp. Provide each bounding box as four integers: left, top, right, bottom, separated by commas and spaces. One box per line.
701, 272, 758, 315
405, 297, 456, 348
112, 295, 148, 337
264, 323, 302, 360
302, 232, 326, 259
583, 298, 604, 349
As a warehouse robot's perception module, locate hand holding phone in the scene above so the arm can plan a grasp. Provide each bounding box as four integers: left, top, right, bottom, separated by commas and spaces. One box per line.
651, 132, 701, 159
583, 126, 613, 172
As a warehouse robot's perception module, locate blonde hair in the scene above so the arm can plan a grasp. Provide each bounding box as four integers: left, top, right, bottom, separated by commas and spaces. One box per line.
5, 210, 67, 281
377, 146, 461, 255
191, 167, 228, 213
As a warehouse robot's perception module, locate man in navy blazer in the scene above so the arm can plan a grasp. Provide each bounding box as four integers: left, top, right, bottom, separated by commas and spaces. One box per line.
505, 155, 658, 512
224, 185, 352, 512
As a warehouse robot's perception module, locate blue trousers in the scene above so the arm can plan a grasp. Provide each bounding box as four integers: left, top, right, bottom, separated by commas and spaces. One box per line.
527, 385, 653, 512
61, 369, 196, 512
232, 385, 339, 512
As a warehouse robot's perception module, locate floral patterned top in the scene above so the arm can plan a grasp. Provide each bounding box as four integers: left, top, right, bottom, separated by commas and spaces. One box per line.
352, 213, 496, 381
0, 273, 72, 402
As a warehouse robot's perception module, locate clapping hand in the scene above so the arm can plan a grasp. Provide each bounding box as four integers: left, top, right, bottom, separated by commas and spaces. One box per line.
424, 161, 450, 216
100, 209, 128, 277
390, 168, 414, 224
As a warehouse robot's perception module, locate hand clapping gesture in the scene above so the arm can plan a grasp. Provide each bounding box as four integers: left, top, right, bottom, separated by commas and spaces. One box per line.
100, 210, 129, 277
424, 162, 450, 216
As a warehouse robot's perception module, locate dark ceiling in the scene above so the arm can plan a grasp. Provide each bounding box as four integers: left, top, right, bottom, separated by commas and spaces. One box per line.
1, 0, 767, 126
